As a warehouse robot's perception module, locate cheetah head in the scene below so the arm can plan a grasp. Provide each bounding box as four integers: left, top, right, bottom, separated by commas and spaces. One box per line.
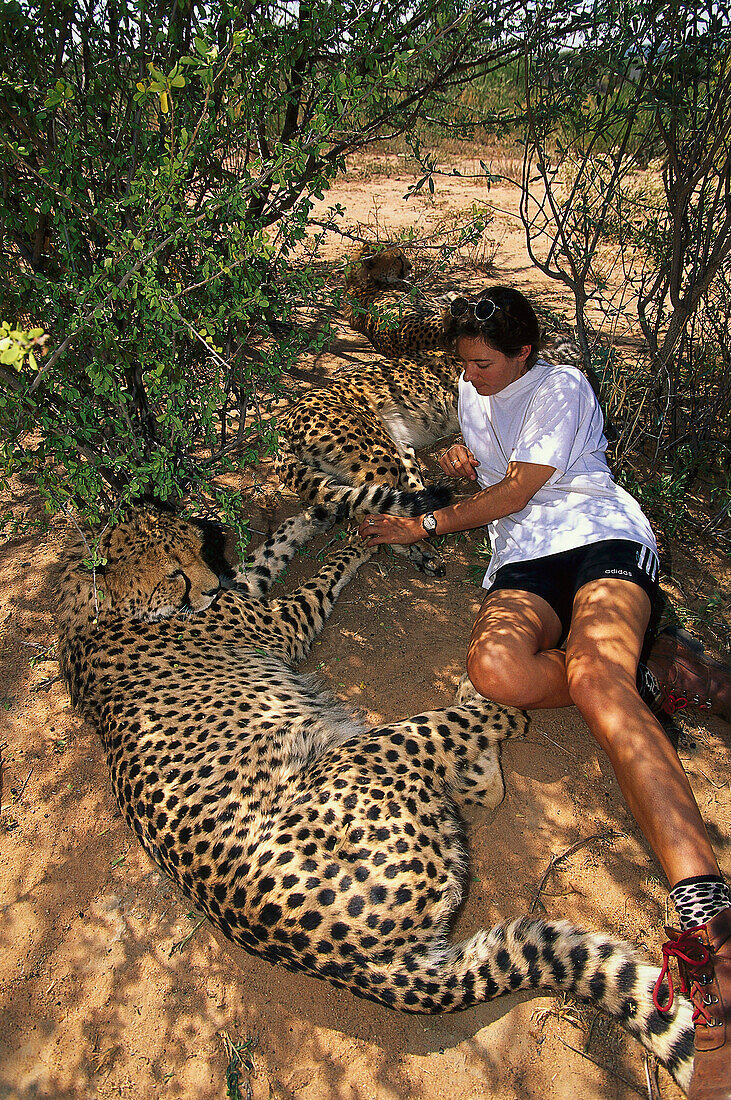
350, 244, 413, 288
58, 507, 237, 627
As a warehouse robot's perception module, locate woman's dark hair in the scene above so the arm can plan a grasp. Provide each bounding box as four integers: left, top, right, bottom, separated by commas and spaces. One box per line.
443, 285, 542, 368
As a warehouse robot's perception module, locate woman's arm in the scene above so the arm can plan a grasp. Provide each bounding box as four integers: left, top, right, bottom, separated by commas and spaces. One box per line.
358, 459, 555, 547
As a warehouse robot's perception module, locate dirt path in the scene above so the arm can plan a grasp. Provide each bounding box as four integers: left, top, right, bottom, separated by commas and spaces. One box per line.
1, 156, 729, 1100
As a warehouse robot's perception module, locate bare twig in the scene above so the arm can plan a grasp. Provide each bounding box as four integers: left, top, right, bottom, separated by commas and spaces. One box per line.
699, 770, 730, 791
62, 506, 112, 619
12, 766, 35, 804
529, 830, 622, 913
540, 729, 579, 759
644, 1054, 663, 1100
583, 1010, 600, 1053
169, 915, 207, 955
33, 675, 62, 692
19, 640, 55, 655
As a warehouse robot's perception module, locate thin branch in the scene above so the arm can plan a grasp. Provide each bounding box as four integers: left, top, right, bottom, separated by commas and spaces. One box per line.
529, 831, 623, 914
555, 1038, 647, 1098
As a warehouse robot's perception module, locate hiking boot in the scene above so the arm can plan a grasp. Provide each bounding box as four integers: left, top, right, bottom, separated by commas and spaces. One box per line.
654, 906, 731, 1099
645, 630, 731, 721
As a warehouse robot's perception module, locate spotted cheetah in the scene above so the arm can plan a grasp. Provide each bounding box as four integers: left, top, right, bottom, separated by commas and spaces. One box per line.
274, 352, 459, 576
276, 245, 460, 576
56, 506, 694, 1090
343, 244, 450, 357
276, 258, 577, 580
343, 245, 586, 367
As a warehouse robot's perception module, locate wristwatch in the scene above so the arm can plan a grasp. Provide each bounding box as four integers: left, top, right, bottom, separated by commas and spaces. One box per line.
421, 512, 438, 535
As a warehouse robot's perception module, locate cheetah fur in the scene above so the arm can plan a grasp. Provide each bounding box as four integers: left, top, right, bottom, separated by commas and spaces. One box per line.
274, 351, 459, 576
343, 244, 451, 358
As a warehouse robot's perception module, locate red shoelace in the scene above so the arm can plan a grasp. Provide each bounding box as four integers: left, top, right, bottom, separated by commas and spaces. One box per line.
660, 691, 688, 715
653, 929, 711, 1016
661, 691, 713, 715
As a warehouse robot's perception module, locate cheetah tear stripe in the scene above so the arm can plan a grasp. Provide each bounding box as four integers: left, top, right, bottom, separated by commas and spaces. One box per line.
56, 508, 695, 1095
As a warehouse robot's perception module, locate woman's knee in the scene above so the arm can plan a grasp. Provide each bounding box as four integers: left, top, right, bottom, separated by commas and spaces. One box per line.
567, 656, 636, 727
466, 640, 529, 707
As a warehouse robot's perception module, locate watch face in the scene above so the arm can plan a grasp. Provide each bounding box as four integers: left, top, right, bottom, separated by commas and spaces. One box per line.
422, 512, 437, 534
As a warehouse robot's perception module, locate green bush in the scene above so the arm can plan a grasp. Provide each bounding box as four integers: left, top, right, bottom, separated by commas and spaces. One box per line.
2, 0, 527, 536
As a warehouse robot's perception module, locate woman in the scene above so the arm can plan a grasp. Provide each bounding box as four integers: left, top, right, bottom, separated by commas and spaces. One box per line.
359, 286, 729, 1100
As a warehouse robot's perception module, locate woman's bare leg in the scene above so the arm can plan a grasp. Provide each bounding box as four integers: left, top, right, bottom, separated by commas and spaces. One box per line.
467, 588, 572, 708
466, 581, 720, 885
565, 578, 719, 885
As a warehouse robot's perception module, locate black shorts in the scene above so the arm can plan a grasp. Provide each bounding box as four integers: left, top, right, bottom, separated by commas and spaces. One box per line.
487, 539, 660, 645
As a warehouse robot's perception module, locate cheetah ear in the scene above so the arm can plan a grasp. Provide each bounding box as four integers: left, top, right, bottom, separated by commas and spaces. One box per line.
362, 254, 377, 269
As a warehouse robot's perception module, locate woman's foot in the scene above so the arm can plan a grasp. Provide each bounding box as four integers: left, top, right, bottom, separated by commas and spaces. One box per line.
656, 906, 731, 1099
644, 631, 731, 720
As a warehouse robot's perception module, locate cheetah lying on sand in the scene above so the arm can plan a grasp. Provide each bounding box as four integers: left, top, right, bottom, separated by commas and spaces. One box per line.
342, 244, 450, 357
273, 245, 460, 578
274, 352, 459, 576
342, 244, 585, 367
56, 505, 694, 1090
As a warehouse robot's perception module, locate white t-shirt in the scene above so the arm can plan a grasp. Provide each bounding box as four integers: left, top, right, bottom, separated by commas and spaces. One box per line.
457, 359, 658, 588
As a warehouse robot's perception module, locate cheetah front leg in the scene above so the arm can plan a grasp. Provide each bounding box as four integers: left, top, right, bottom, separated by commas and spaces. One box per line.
267, 533, 373, 662
234, 507, 336, 598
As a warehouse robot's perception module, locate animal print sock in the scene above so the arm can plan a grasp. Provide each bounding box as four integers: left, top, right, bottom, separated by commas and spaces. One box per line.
636, 662, 662, 711
670, 875, 731, 929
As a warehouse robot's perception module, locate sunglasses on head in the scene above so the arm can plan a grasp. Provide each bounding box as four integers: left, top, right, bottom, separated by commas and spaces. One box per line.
449, 296, 498, 322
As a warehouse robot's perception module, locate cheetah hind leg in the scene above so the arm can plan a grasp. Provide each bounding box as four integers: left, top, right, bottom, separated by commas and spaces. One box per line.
268, 530, 373, 663
448, 672, 527, 811
233, 506, 338, 598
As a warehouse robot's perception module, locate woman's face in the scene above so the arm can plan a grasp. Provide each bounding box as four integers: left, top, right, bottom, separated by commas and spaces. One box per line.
457, 335, 532, 397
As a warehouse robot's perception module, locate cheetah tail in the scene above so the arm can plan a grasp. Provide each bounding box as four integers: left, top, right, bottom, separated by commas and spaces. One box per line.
274, 445, 451, 520
376, 917, 695, 1090
350, 481, 451, 519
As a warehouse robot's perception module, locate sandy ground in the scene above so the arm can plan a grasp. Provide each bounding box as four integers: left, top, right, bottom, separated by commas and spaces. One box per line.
1, 155, 730, 1100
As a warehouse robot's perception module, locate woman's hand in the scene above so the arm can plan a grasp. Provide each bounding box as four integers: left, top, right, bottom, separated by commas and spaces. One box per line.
438, 445, 479, 481
358, 513, 424, 547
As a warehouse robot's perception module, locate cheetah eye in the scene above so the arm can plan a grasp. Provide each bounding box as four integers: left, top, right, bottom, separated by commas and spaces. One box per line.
166, 568, 190, 602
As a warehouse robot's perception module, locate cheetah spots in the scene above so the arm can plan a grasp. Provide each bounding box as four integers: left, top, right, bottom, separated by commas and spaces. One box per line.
347, 896, 365, 917
274, 279, 457, 578
300, 910, 323, 931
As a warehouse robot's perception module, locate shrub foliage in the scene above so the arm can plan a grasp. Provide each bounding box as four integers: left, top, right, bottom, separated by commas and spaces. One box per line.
1, 0, 567, 531
2, 0, 728, 538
